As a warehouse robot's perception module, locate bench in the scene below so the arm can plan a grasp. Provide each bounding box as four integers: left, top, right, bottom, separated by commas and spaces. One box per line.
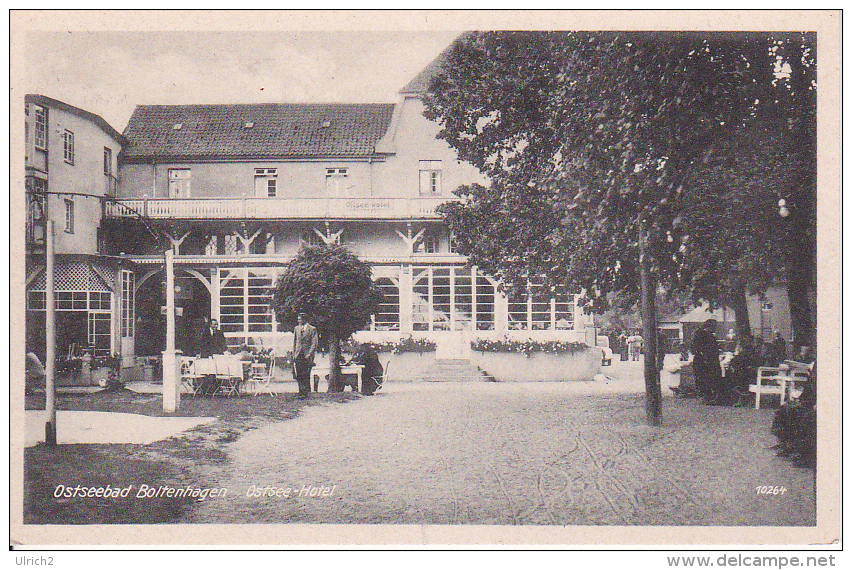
749, 365, 811, 409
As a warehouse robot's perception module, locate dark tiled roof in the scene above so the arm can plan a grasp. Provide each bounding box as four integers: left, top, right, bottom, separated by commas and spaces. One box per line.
400, 32, 473, 94
121, 103, 395, 161
26, 94, 127, 145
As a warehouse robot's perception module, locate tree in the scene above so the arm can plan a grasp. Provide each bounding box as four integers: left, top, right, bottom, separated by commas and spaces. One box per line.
272, 245, 383, 392
426, 32, 774, 425
677, 34, 816, 347
677, 121, 797, 339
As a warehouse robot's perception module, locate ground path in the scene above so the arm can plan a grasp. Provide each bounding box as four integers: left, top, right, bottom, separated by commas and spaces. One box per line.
188, 363, 815, 526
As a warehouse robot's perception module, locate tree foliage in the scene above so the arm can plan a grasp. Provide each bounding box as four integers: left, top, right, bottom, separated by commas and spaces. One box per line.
272, 245, 383, 391
426, 32, 815, 344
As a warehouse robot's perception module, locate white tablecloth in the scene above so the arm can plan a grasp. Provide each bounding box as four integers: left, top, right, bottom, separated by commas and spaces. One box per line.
191, 357, 245, 380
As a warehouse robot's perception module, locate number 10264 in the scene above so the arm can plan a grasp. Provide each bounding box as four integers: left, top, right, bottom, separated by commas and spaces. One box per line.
756, 486, 787, 495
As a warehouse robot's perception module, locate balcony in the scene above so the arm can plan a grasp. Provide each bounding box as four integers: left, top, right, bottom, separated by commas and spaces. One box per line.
105, 196, 453, 221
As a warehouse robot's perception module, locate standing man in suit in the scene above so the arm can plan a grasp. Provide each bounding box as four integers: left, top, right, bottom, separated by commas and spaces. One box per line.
196, 317, 228, 395
293, 312, 318, 399
198, 317, 228, 358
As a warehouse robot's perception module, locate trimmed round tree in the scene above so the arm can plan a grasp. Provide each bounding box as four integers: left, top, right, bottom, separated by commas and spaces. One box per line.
272, 245, 383, 392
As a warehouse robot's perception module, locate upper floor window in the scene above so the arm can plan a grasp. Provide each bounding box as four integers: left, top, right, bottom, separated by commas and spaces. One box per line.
419, 160, 442, 195
34, 105, 47, 150
64, 199, 75, 234
28, 176, 48, 194
168, 168, 191, 198
302, 228, 326, 247
63, 130, 75, 164
255, 168, 278, 198
103, 147, 112, 176
419, 233, 439, 254
325, 168, 348, 195
449, 231, 459, 254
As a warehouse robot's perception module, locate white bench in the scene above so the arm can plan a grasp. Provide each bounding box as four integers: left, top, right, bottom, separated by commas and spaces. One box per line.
749, 365, 811, 409
749, 367, 784, 409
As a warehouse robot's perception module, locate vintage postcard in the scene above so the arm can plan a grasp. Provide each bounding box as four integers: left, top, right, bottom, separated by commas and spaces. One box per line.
9, 10, 841, 549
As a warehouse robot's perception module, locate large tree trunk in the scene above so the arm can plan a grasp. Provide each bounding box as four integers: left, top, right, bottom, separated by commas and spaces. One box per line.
729, 282, 751, 340
639, 218, 662, 426
787, 262, 815, 351
327, 332, 344, 393
785, 36, 817, 351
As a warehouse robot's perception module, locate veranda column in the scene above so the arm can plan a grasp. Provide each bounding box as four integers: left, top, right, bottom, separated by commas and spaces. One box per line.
162, 249, 180, 412
495, 289, 509, 332
398, 263, 413, 334
211, 267, 220, 322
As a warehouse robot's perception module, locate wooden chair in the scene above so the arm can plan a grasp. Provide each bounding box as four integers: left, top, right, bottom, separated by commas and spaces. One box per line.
371, 359, 391, 392
245, 358, 276, 397
212, 354, 239, 397
180, 356, 202, 398
749, 366, 784, 409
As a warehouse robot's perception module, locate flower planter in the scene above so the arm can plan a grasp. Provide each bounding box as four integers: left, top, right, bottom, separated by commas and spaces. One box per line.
374, 351, 436, 382
471, 348, 600, 382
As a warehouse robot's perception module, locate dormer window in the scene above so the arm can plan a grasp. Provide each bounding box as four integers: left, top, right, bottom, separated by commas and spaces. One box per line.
255, 168, 278, 198
325, 168, 349, 195
172, 123, 182, 130
419, 160, 442, 195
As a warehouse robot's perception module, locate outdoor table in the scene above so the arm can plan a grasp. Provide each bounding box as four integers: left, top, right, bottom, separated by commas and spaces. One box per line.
311, 364, 364, 391
191, 356, 245, 396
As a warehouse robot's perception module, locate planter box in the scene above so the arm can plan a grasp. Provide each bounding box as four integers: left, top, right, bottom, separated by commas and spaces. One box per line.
374, 351, 436, 382
471, 348, 600, 382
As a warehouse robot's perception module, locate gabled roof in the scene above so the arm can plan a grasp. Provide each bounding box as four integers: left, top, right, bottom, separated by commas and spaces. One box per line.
400, 32, 474, 95
25, 94, 127, 145
121, 103, 395, 162
659, 304, 735, 324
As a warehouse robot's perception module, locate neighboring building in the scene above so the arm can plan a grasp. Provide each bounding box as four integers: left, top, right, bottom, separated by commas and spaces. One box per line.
24, 95, 132, 366
659, 289, 793, 350
102, 44, 588, 358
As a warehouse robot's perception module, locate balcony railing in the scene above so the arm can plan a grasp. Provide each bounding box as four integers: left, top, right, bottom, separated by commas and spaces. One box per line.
105, 196, 453, 220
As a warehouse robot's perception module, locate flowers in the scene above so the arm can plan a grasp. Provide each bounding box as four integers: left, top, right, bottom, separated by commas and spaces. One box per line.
345, 337, 437, 354
471, 338, 588, 357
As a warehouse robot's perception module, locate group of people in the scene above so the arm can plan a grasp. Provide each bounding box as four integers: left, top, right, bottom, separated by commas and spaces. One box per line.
673, 318, 812, 407
617, 331, 644, 361
192, 312, 382, 399
292, 312, 383, 399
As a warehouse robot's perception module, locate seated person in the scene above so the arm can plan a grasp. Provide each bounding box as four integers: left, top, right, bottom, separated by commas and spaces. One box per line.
727, 333, 760, 394
355, 344, 384, 396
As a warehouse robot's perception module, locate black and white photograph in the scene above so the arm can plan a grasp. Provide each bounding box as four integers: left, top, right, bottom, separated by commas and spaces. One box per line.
9, 10, 841, 549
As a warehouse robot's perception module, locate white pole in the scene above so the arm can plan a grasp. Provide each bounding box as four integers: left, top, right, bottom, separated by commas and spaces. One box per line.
44, 220, 57, 446
162, 249, 180, 412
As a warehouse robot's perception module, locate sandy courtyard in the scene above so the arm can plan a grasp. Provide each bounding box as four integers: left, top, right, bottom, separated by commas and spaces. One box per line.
186, 372, 815, 526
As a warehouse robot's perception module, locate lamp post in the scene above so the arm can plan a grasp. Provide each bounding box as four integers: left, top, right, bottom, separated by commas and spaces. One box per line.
45, 220, 57, 446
